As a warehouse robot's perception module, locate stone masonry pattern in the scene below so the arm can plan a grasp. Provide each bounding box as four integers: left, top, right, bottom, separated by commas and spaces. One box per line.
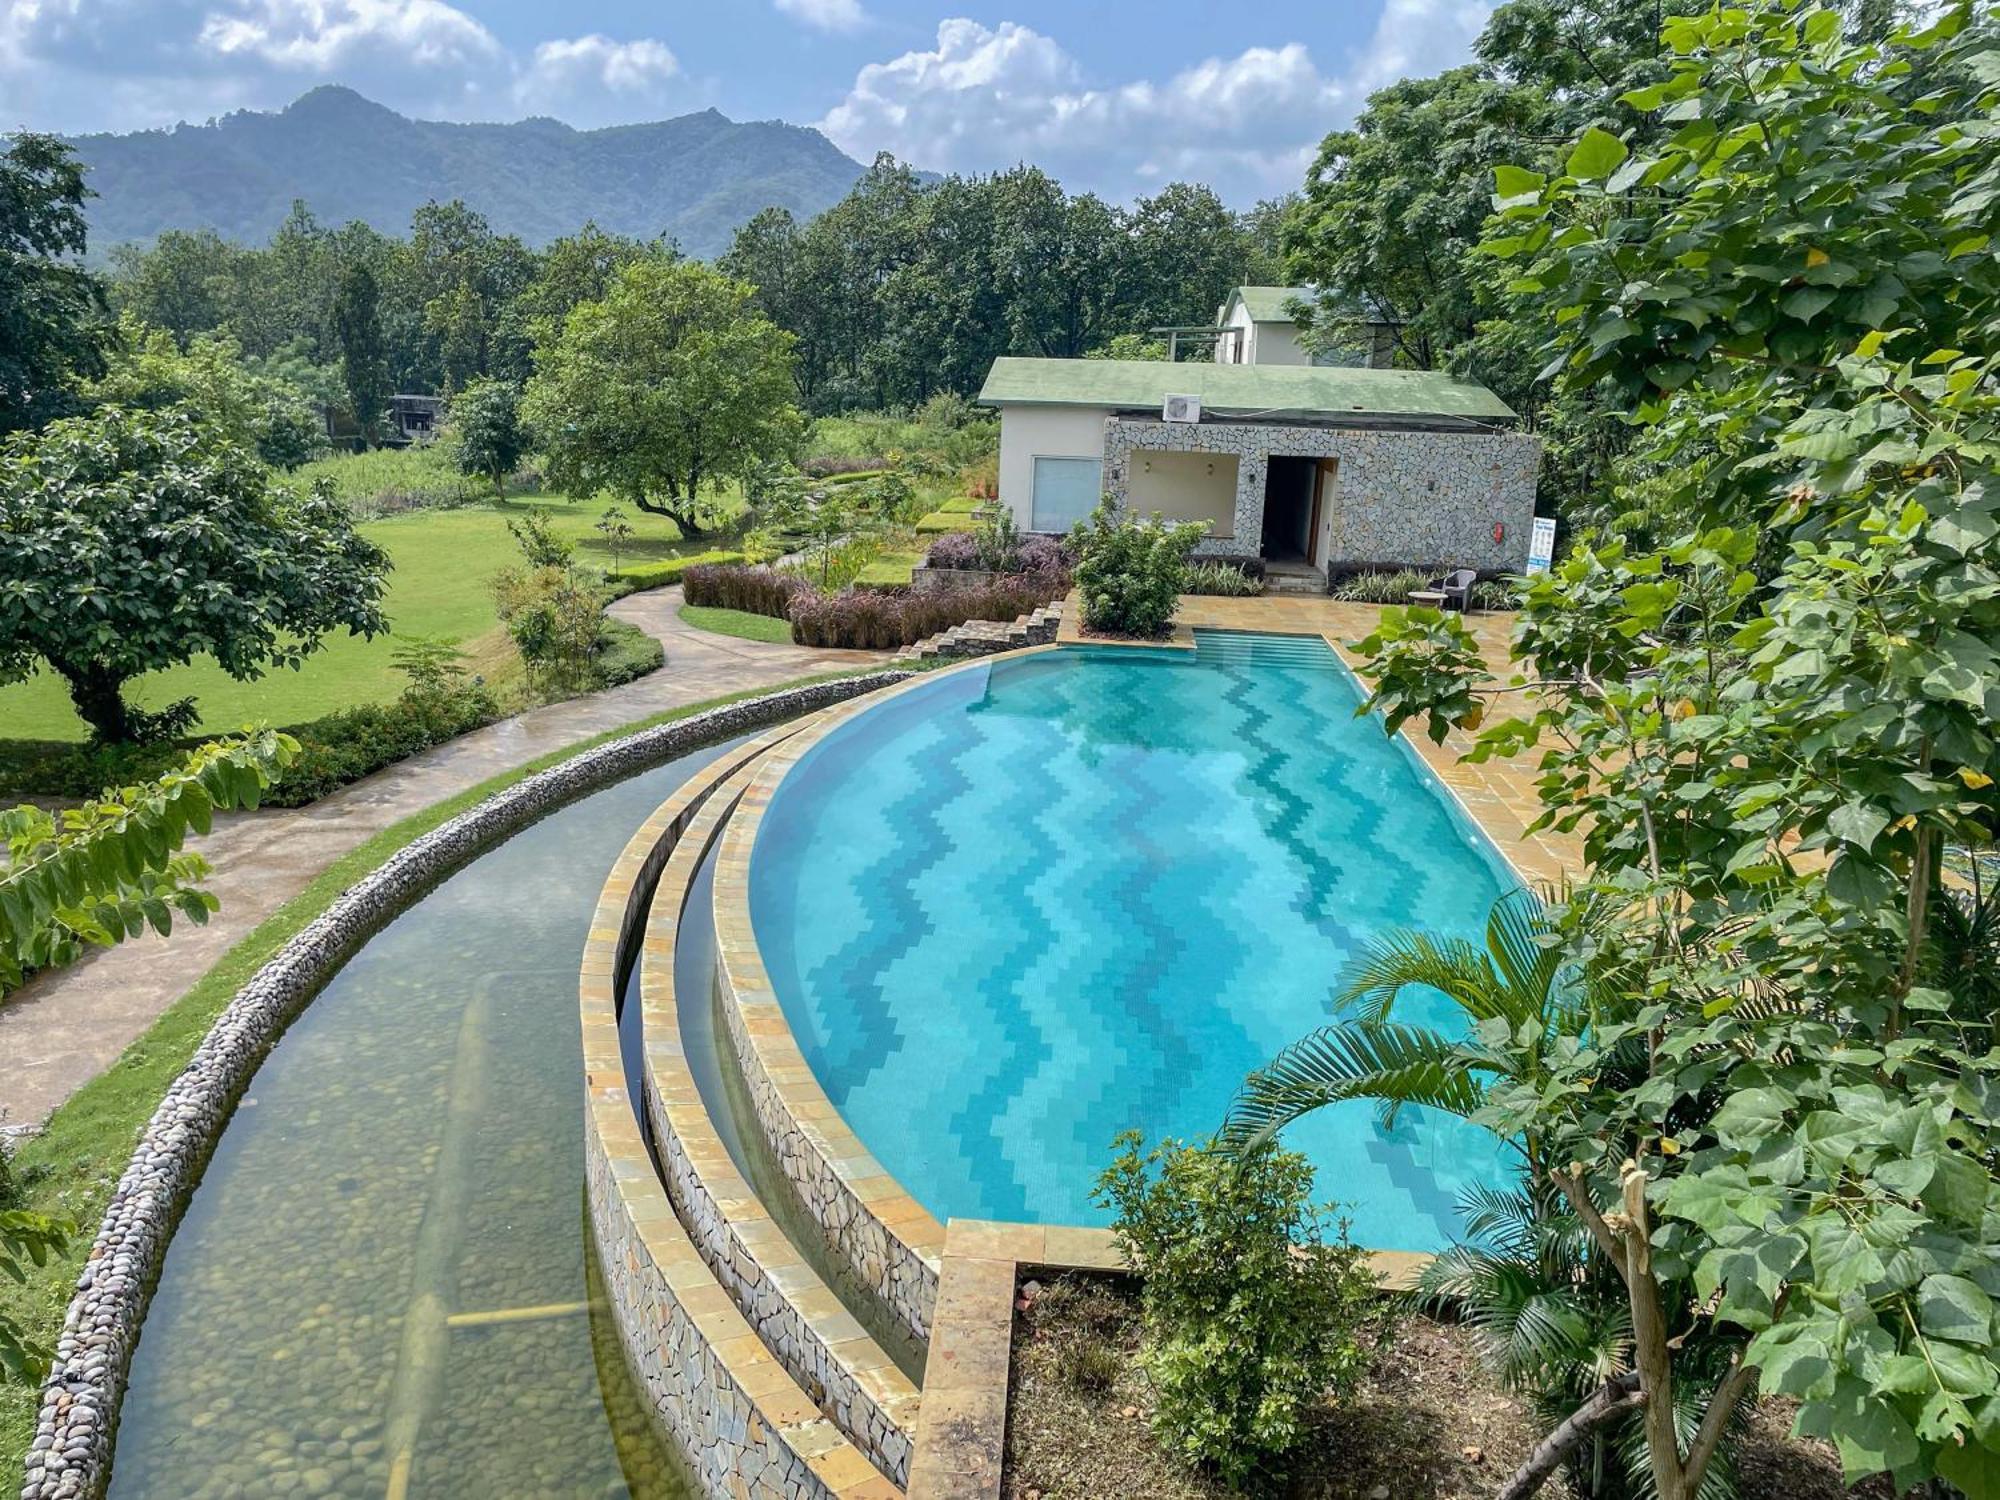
1102, 418, 1540, 572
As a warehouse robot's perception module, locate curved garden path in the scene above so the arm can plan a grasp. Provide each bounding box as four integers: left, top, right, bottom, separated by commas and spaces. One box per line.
0, 589, 884, 1133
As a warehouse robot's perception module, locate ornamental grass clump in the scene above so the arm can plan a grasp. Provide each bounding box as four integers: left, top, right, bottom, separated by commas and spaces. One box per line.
1095, 1130, 1378, 1490
681, 563, 812, 619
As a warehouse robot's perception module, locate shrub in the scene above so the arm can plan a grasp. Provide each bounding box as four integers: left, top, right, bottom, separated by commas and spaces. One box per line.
924, 528, 1071, 578
1069, 498, 1207, 638
1183, 561, 1264, 597
1329, 568, 1432, 604
682, 564, 812, 619
595, 617, 664, 687
1095, 1132, 1378, 1489
268, 678, 498, 806
1471, 578, 1519, 611
608, 549, 752, 595
493, 564, 609, 692
801, 454, 888, 479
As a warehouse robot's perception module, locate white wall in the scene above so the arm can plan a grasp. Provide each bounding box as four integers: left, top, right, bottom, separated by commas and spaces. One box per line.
1220, 302, 1255, 364
1250, 320, 1310, 366
997, 405, 1111, 531
1127, 449, 1239, 539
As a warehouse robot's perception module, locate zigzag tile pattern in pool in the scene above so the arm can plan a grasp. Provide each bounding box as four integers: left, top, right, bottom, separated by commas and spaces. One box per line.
748, 635, 1518, 1252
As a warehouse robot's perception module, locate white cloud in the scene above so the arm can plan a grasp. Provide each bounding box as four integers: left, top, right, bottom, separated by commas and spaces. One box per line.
819, 11, 1497, 202
196, 0, 501, 72
516, 34, 680, 117
774, 0, 864, 35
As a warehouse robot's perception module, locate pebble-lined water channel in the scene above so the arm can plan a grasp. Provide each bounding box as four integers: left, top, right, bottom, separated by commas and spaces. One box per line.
110, 746, 742, 1500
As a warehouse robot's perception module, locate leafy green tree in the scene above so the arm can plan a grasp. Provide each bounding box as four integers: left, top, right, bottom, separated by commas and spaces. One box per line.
447, 376, 527, 496
524, 259, 802, 537
106, 228, 241, 348
0, 134, 109, 434
1316, 8, 2000, 1497
87, 315, 327, 469
333, 260, 392, 444
0, 731, 298, 995
1, 1209, 69, 1384
750, 478, 881, 589
0, 406, 391, 742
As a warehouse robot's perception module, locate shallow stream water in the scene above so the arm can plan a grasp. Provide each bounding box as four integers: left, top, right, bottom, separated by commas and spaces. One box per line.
111, 746, 738, 1500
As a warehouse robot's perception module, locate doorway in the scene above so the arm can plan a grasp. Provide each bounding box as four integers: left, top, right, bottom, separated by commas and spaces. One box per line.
1259, 455, 1318, 562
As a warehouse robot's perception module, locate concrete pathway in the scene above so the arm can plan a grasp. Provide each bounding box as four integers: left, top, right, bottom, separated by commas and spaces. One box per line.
0, 589, 883, 1132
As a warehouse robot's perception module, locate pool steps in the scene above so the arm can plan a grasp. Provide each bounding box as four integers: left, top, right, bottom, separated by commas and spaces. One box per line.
639, 754, 924, 1485
580, 730, 903, 1499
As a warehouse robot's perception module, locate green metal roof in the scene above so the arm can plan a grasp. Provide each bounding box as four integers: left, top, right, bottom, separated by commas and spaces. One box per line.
976, 357, 1517, 423
1223, 285, 1314, 323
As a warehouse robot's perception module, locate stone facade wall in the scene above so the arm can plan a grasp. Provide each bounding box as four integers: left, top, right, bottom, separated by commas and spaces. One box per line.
632, 763, 920, 1483
713, 949, 942, 1346
1103, 418, 1540, 572
20, 673, 908, 1500
582, 1123, 848, 1500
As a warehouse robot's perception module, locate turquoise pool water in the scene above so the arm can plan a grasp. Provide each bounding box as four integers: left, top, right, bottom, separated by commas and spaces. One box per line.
748, 632, 1518, 1252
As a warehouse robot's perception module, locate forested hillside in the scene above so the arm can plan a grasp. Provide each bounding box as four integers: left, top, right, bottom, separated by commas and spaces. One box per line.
63, 86, 868, 259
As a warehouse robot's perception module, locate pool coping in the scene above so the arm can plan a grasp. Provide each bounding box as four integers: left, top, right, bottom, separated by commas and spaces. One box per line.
636, 749, 924, 1483
579, 732, 902, 1499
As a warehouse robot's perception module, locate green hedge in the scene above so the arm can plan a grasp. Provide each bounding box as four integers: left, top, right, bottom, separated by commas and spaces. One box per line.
916, 510, 979, 534
608, 549, 751, 595
595, 617, 665, 686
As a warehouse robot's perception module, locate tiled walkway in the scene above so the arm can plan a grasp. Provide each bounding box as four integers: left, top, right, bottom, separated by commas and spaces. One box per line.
0, 589, 884, 1131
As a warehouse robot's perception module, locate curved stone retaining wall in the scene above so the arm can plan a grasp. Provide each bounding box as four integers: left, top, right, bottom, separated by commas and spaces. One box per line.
712, 664, 1029, 1348
579, 742, 900, 1499
20, 672, 906, 1500
635, 763, 921, 1482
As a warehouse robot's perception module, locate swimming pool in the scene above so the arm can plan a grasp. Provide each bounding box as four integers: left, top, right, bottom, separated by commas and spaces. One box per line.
746, 632, 1518, 1253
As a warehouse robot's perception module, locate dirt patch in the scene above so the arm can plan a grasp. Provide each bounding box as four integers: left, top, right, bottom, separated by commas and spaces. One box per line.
1003, 1273, 1876, 1500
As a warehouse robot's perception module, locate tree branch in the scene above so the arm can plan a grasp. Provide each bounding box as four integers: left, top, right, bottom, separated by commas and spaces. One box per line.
1496, 1371, 1645, 1500
1682, 1353, 1757, 1491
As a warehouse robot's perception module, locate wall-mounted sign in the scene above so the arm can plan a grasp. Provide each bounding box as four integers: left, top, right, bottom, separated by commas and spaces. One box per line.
1526, 515, 1558, 576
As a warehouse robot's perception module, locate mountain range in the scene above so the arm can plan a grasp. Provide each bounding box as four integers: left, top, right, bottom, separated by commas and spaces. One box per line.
61, 86, 873, 260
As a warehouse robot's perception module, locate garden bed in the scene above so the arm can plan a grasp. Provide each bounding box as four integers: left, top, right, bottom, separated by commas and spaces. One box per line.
1006, 1273, 1875, 1500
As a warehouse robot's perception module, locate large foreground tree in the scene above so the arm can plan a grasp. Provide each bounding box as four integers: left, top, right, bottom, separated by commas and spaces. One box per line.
523, 259, 801, 537
0, 406, 391, 742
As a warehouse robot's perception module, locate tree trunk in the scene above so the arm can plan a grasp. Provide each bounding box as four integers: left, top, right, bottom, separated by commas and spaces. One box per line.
1496, 1372, 1644, 1500
61, 661, 134, 744
632, 493, 704, 538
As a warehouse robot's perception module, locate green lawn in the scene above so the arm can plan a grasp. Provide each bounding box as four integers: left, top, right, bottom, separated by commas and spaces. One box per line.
854, 549, 927, 588
0, 493, 737, 741
677, 604, 794, 644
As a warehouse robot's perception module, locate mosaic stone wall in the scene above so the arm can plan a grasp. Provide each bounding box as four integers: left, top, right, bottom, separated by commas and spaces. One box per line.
582, 1124, 844, 1500
713, 946, 942, 1347
20, 673, 907, 1500
1102, 418, 1540, 572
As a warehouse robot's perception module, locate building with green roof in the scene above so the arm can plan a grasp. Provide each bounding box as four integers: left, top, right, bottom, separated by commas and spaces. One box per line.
975, 297, 1540, 585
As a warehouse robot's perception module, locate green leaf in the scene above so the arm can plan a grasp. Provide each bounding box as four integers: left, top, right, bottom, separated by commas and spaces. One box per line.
1492, 164, 1544, 198
1826, 800, 1891, 852
1711, 1086, 1794, 1150
1565, 126, 1629, 182
1920, 1275, 1996, 1344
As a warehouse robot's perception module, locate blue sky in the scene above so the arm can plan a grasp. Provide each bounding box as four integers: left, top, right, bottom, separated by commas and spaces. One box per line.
0, 0, 1498, 201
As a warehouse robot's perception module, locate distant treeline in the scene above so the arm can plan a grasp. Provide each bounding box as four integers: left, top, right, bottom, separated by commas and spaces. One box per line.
104, 156, 1285, 418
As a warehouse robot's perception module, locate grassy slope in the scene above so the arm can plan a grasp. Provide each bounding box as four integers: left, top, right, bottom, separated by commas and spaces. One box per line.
677, 605, 795, 645
0, 670, 884, 1472
0, 492, 739, 742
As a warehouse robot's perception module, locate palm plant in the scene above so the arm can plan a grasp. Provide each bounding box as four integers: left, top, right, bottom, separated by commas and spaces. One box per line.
1218, 887, 1606, 1179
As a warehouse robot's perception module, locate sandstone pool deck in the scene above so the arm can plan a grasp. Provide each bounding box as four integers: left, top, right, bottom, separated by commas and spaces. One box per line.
0, 588, 884, 1132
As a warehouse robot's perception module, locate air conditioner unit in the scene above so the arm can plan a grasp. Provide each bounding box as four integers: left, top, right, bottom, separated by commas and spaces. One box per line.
1162, 393, 1202, 424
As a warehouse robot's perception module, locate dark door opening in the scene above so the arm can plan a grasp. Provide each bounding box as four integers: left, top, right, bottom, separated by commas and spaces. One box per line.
1260, 455, 1319, 561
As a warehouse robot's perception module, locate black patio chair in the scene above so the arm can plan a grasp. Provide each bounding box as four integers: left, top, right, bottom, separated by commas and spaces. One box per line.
1430, 568, 1478, 611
